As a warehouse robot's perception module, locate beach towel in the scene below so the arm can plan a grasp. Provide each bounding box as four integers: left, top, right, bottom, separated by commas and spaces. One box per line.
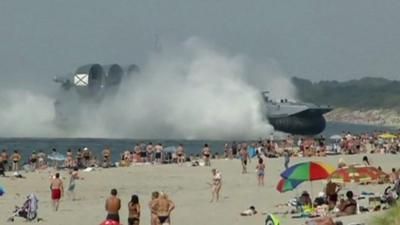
265, 213, 280, 225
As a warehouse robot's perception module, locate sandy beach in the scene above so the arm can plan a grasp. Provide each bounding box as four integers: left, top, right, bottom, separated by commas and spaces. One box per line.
1, 153, 399, 225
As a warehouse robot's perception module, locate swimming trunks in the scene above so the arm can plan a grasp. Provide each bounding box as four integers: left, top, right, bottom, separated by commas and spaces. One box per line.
204, 153, 210, 158
158, 216, 169, 224
106, 213, 120, 222
155, 152, 161, 159
257, 171, 264, 177
51, 189, 61, 200
128, 217, 139, 225
242, 160, 247, 165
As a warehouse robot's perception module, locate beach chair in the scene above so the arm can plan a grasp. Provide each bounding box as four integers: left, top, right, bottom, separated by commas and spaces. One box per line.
7, 194, 39, 222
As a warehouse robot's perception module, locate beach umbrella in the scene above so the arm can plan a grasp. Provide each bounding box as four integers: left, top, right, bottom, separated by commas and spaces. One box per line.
330, 134, 342, 140
329, 165, 389, 184
379, 133, 397, 139
0, 186, 5, 196
281, 161, 335, 182
276, 178, 303, 193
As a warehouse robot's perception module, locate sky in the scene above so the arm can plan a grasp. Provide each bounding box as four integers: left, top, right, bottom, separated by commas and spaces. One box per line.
1, 0, 400, 91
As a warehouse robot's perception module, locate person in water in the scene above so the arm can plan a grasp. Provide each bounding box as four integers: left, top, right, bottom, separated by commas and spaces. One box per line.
151, 192, 175, 225
105, 189, 121, 222
128, 194, 140, 225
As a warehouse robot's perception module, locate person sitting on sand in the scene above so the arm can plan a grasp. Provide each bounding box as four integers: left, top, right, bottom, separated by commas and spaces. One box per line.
389, 168, 399, 183
105, 189, 121, 222
210, 168, 222, 203
151, 192, 175, 225
240, 206, 257, 216
149, 191, 159, 225
337, 191, 357, 216
128, 194, 140, 225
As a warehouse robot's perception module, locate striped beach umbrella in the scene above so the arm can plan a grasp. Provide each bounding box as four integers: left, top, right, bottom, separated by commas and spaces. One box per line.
281, 161, 335, 181
329, 165, 389, 184
276, 178, 303, 193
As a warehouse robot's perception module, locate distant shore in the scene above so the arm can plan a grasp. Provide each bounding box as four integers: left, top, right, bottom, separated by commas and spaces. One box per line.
325, 108, 400, 128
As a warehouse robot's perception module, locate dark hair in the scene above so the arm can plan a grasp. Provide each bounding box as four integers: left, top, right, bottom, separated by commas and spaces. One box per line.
130, 194, 139, 205
152, 191, 159, 199
204, 144, 209, 147
392, 168, 396, 172
258, 158, 263, 164
111, 189, 118, 196
346, 191, 353, 199
55, 173, 60, 178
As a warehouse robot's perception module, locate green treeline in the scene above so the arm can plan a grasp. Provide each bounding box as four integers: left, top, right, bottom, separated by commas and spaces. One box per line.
292, 77, 400, 110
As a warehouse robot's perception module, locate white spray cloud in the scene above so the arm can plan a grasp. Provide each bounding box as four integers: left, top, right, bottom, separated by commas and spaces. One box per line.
0, 38, 296, 139
0, 89, 59, 137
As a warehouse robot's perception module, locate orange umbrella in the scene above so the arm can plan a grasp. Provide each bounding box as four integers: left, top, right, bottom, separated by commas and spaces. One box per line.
329, 165, 389, 184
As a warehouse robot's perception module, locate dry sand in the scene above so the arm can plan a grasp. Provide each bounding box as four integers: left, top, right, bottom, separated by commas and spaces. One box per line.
1, 153, 398, 225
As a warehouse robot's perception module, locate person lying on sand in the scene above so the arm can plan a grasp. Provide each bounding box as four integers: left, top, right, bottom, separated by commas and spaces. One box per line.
240, 206, 257, 216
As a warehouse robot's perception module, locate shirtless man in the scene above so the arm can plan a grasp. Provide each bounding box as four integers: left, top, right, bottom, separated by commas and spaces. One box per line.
50, 173, 64, 211
66, 149, 74, 169
11, 150, 21, 171
1, 149, 9, 171
210, 168, 222, 203
154, 144, 163, 164
68, 168, 83, 201
337, 191, 357, 216
202, 144, 211, 167
151, 192, 175, 225
105, 189, 121, 222
176, 144, 185, 166
240, 144, 249, 174
102, 147, 112, 166
146, 143, 154, 163
149, 191, 159, 225
325, 179, 341, 209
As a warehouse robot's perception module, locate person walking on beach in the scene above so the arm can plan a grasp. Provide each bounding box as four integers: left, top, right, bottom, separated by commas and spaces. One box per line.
128, 194, 140, 225
149, 191, 159, 225
151, 192, 175, 225
240, 145, 249, 174
50, 173, 64, 211
176, 144, 185, 166
11, 150, 21, 171
202, 144, 212, 166
210, 168, 222, 202
105, 189, 121, 222
283, 150, 290, 169
68, 167, 83, 201
256, 157, 265, 186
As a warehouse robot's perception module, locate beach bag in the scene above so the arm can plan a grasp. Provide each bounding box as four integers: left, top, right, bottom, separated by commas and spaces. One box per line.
265, 214, 280, 225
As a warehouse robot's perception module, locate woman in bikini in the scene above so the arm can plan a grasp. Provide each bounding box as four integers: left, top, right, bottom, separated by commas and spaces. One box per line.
211, 168, 222, 203
256, 157, 265, 186
176, 144, 185, 166
128, 194, 140, 225
151, 192, 175, 225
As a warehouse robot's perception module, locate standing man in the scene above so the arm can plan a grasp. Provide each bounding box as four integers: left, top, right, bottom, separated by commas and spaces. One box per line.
146, 142, 154, 163
240, 144, 249, 174
1, 149, 8, 172
105, 188, 121, 222
102, 146, 112, 167
202, 144, 211, 167
50, 173, 64, 211
11, 150, 21, 171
